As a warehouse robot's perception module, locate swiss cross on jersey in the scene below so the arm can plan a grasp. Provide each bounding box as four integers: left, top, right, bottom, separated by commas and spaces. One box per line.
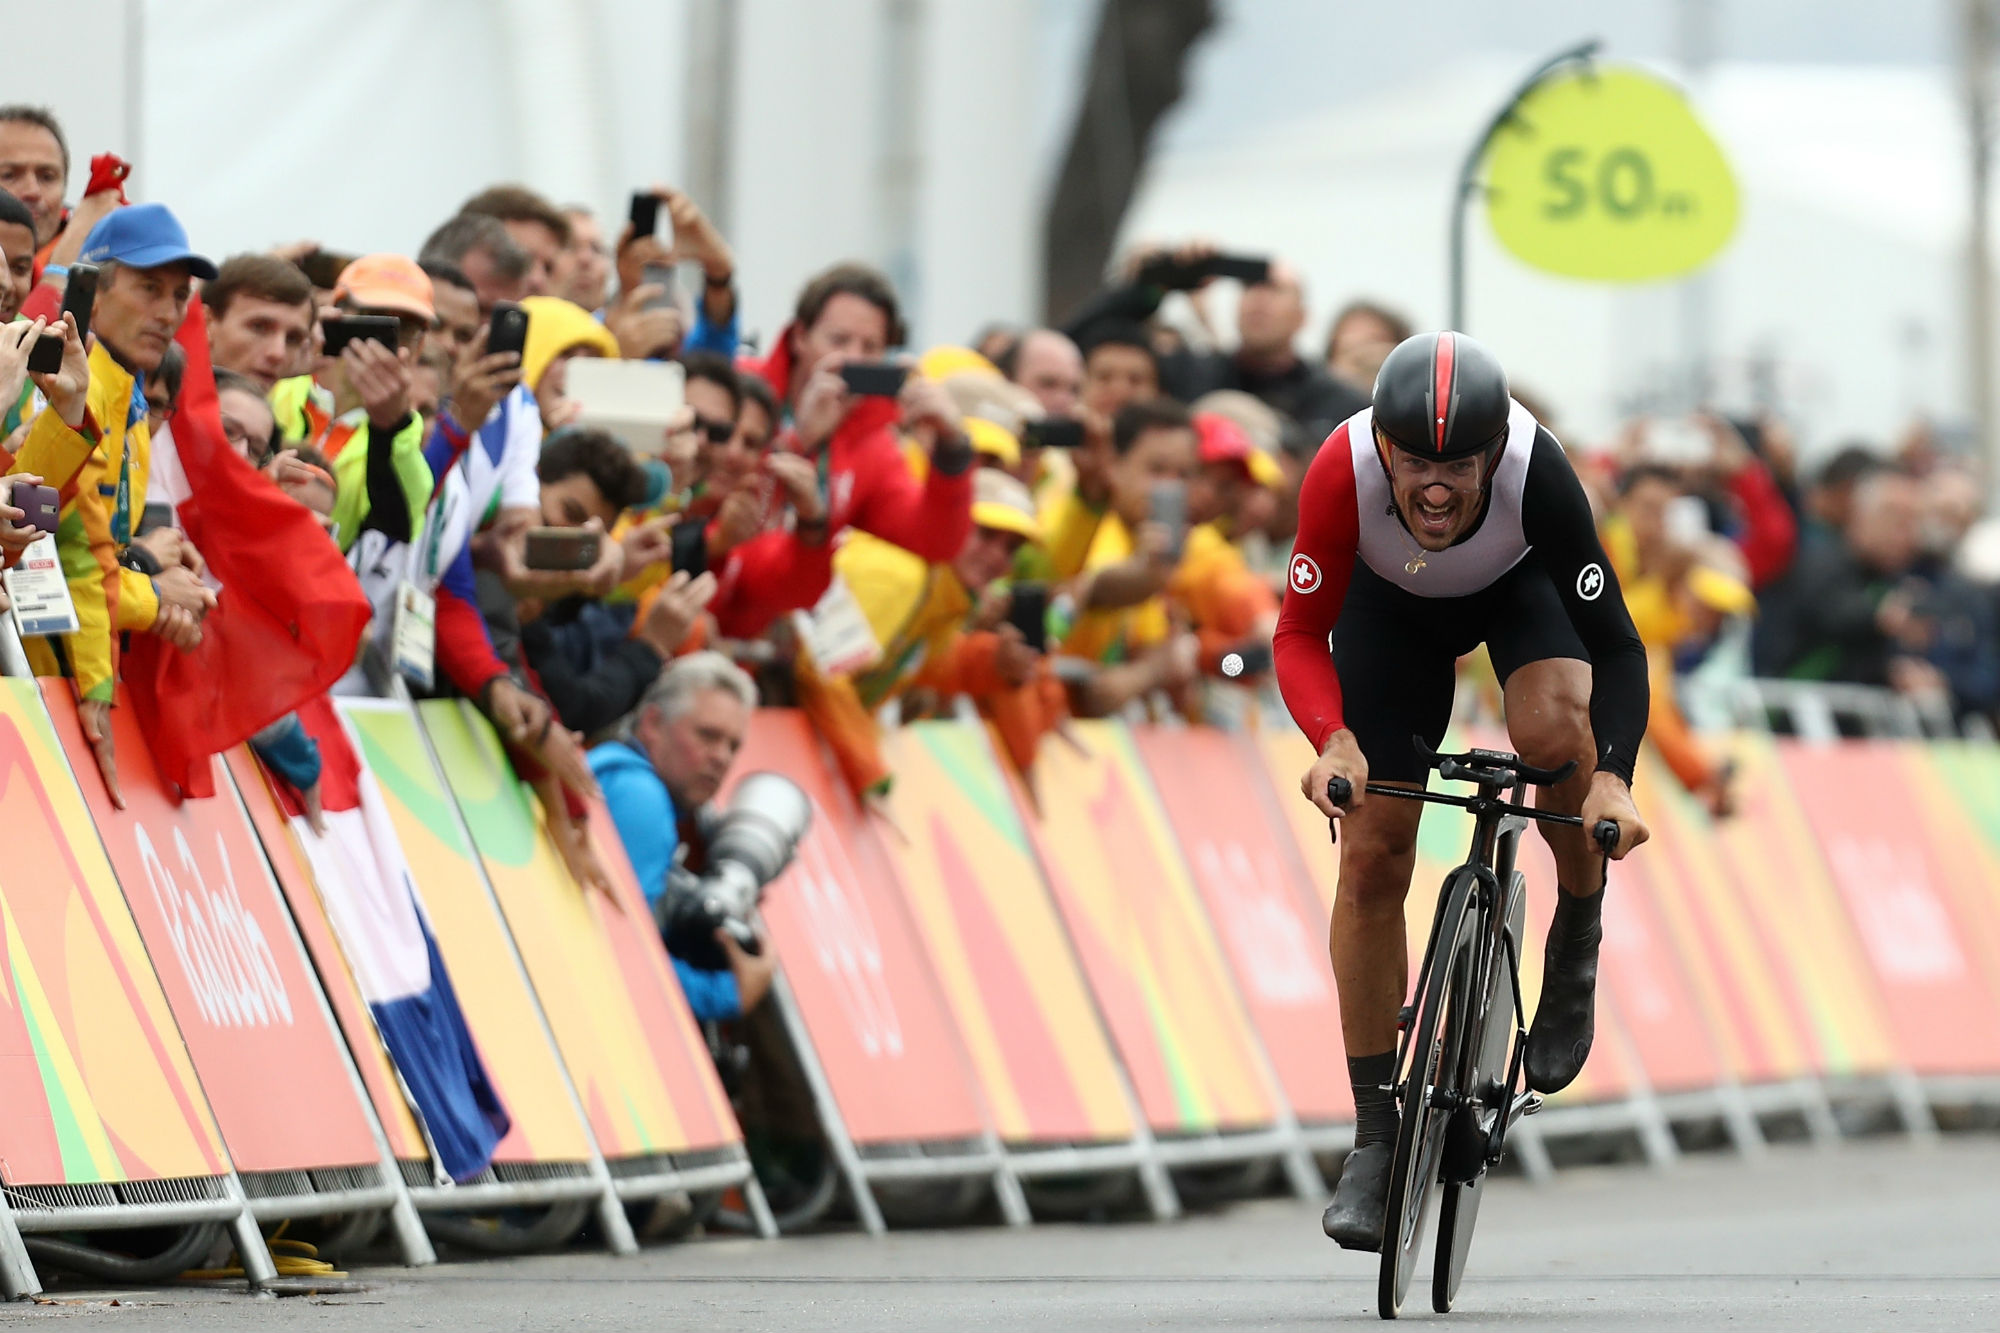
1289, 554, 1322, 594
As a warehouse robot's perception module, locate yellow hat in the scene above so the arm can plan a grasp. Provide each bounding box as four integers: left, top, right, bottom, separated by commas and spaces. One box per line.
971, 468, 1041, 544
1246, 446, 1284, 489
520, 295, 622, 395
1687, 565, 1755, 618
918, 344, 999, 382
965, 417, 1022, 469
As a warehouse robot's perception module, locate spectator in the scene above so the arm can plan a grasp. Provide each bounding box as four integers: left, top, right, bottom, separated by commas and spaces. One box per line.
558, 204, 612, 310
419, 212, 531, 316
706, 262, 974, 639
318, 255, 437, 547
142, 343, 185, 443
13, 203, 218, 801
0, 106, 124, 283
1755, 468, 1996, 712
1180, 259, 1365, 440
1068, 246, 1366, 441
590, 652, 777, 1021
489, 428, 711, 737
421, 260, 484, 374
1057, 397, 1202, 717
1602, 463, 1753, 814
1797, 444, 1887, 555
1002, 327, 1085, 420
1322, 299, 1411, 398
517, 294, 620, 434
0, 188, 34, 325
203, 252, 315, 394
1168, 412, 1283, 682
802, 467, 1047, 797
0, 107, 67, 249
1076, 318, 1159, 419
607, 186, 738, 360
459, 183, 571, 298
214, 368, 277, 464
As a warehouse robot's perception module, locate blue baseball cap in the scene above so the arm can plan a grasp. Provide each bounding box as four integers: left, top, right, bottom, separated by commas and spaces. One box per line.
77, 203, 217, 279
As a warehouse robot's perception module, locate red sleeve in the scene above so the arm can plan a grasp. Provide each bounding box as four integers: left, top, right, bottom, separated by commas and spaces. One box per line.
433, 580, 511, 698
706, 529, 836, 640
1272, 425, 1361, 751
849, 429, 974, 563
1726, 459, 1798, 589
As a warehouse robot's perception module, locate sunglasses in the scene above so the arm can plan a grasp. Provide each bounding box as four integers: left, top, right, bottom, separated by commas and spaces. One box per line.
694, 415, 734, 444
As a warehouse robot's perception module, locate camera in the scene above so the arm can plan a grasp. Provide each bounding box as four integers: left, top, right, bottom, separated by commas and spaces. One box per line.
656, 772, 811, 972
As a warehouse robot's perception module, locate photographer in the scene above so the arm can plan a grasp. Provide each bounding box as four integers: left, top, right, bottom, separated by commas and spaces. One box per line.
590, 652, 778, 1020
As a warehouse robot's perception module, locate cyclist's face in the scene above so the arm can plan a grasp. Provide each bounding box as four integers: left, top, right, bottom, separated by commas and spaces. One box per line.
1378, 431, 1486, 550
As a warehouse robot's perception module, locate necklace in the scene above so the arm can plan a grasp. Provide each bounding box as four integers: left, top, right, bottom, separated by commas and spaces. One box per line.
1386, 504, 1428, 574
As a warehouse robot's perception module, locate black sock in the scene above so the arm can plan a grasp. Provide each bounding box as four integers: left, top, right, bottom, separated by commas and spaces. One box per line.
1547, 887, 1604, 968
1348, 1051, 1398, 1149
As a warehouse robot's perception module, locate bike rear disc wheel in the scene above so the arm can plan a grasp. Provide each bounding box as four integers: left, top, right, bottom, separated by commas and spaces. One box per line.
1378, 871, 1476, 1320
1434, 871, 1526, 1312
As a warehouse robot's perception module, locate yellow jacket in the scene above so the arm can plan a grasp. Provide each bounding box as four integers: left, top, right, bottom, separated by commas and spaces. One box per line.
1059, 512, 1169, 664
837, 531, 977, 710
22, 344, 160, 701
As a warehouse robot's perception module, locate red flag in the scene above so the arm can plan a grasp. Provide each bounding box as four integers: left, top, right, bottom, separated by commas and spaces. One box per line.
123, 298, 371, 797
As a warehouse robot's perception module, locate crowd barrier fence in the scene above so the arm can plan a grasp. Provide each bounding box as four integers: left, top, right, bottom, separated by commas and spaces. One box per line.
6, 677, 2000, 1294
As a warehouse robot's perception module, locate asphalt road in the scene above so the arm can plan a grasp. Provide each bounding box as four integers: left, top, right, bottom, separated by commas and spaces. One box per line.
12, 1138, 1998, 1330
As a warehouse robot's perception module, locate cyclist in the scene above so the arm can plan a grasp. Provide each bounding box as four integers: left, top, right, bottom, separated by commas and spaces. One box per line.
1273, 331, 1651, 1251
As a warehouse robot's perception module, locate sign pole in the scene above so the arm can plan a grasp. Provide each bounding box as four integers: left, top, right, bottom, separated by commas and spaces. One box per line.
1448, 39, 1601, 332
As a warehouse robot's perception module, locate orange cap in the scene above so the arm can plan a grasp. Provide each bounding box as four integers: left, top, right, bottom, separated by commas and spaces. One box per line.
333, 253, 435, 323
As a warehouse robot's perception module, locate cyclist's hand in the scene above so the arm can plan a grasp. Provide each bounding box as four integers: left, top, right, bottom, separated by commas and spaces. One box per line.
1582, 772, 1648, 860
1303, 729, 1368, 821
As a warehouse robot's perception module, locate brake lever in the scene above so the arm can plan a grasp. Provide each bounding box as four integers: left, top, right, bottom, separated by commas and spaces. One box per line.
1326, 777, 1353, 845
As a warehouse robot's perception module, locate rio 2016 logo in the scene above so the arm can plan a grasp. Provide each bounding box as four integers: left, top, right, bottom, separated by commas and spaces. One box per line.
137, 824, 293, 1029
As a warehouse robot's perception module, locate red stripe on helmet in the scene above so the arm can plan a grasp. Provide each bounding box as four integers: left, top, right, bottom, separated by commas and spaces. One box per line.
1431, 332, 1456, 453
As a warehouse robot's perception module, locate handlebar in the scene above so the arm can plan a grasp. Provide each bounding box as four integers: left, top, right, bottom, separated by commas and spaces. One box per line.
1324, 776, 1623, 858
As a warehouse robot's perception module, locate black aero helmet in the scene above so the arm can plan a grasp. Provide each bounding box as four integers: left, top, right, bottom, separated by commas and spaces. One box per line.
1371, 330, 1512, 463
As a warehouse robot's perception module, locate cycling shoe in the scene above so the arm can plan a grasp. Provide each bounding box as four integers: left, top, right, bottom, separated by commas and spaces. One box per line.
1322, 1142, 1392, 1251
1525, 915, 1600, 1094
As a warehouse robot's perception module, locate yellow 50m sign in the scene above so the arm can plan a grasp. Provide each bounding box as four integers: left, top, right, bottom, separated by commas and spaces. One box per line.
1483, 66, 1738, 283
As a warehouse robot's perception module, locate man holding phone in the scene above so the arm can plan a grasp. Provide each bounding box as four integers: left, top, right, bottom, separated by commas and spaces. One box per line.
610, 186, 738, 360
1065, 243, 1366, 443
9, 203, 218, 807
706, 263, 975, 639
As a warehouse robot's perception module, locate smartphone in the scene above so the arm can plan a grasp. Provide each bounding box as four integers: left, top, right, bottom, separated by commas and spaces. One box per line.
297, 249, 357, 291
28, 263, 97, 374
640, 262, 677, 312
629, 191, 660, 237
1149, 479, 1188, 562
321, 314, 401, 356
1006, 582, 1048, 654
1023, 417, 1085, 450
840, 361, 909, 398
486, 301, 529, 358
1201, 254, 1272, 285
523, 527, 603, 572
7, 481, 59, 535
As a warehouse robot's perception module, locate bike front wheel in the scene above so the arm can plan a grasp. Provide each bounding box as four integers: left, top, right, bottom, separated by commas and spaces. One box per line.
1433, 870, 1526, 1312
1378, 869, 1477, 1320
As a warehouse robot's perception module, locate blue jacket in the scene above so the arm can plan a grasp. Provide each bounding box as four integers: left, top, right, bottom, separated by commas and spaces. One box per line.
589, 741, 741, 1020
